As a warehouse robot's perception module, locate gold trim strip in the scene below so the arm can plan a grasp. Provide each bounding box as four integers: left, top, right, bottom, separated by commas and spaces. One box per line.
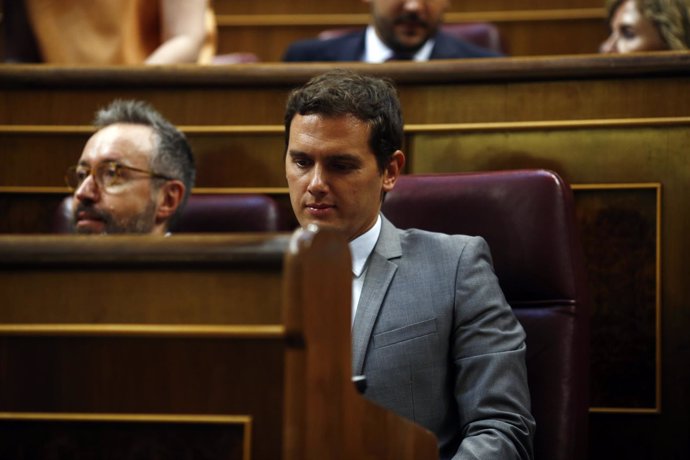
0, 186, 290, 194
574, 183, 662, 415
0, 412, 251, 425
0, 125, 283, 134
4, 118, 690, 137
216, 9, 606, 26
589, 407, 660, 415
655, 184, 663, 413
192, 187, 289, 194
0, 324, 286, 338
0, 125, 93, 134
0, 186, 70, 193
406, 117, 690, 133
572, 183, 661, 190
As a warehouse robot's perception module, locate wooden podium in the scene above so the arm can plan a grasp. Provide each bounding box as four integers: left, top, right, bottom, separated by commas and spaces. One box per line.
0, 230, 438, 460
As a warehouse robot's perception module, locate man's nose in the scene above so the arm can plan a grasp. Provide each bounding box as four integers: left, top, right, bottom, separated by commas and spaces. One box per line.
75, 174, 100, 202
402, 0, 425, 12
599, 35, 617, 54
307, 164, 328, 195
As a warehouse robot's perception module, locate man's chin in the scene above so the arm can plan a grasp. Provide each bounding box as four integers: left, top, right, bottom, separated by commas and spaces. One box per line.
74, 219, 107, 234
299, 217, 342, 234
393, 30, 428, 50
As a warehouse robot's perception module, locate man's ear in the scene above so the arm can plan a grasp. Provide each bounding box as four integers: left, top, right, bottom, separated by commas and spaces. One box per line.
155, 180, 185, 223
382, 150, 405, 193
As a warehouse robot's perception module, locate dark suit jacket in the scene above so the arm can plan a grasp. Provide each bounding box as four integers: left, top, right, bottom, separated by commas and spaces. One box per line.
353, 216, 534, 459
283, 29, 500, 62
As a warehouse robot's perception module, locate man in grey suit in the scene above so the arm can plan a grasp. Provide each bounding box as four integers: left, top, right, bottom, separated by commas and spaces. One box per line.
284, 69, 534, 459
283, 0, 499, 62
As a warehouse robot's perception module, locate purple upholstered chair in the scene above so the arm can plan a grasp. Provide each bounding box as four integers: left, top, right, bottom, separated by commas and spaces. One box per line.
53, 194, 282, 233
381, 169, 590, 460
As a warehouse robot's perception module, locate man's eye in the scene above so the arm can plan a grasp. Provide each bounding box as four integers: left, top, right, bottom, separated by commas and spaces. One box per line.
331, 162, 357, 172
100, 164, 124, 185
294, 158, 312, 168
620, 26, 636, 40
75, 169, 90, 181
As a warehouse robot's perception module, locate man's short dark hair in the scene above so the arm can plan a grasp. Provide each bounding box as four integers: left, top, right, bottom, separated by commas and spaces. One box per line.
94, 99, 196, 225
284, 69, 404, 173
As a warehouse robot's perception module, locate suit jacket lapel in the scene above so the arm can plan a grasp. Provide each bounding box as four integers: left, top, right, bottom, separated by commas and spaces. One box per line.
352, 216, 402, 374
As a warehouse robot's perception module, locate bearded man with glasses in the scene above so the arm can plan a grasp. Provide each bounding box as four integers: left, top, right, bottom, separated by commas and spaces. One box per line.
64, 99, 195, 234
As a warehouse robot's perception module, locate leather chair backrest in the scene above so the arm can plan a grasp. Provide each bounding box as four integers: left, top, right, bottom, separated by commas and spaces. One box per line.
439, 23, 505, 54
54, 194, 281, 233
381, 169, 589, 460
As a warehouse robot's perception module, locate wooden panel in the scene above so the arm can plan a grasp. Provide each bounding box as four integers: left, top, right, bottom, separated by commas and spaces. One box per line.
0, 234, 439, 460
409, 123, 689, 458
409, 123, 674, 412
2, 57, 690, 458
217, 19, 609, 61
0, 129, 286, 188
213, 0, 604, 15
0, 335, 282, 459
0, 269, 282, 325
0, 415, 250, 460
0, 192, 66, 234
575, 186, 659, 411
2, 55, 690, 126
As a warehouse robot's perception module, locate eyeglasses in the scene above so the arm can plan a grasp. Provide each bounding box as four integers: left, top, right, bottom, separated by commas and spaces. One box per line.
65, 161, 174, 194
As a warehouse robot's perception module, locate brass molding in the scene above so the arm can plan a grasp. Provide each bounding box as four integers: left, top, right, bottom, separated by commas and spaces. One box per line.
0, 412, 251, 424
0, 125, 283, 135
3, 118, 690, 137
192, 187, 290, 194
406, 117, 690, 133
0, 186, 70, 194
0, 125, 93, 134
0, 323, 286, 338
216, 9, 606, 27
0, 186, 290, 195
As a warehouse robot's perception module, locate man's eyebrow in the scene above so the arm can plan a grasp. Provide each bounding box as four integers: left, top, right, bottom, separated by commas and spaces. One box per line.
287, 150, 362, 164
328, 153, 363, 164
78, 157, 124, 166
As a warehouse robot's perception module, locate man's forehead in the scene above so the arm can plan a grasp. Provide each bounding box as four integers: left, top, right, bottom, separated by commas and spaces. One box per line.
80, 123, 156, 165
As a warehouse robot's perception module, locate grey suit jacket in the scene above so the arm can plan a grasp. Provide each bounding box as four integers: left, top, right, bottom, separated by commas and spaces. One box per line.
353, 216, 535, 459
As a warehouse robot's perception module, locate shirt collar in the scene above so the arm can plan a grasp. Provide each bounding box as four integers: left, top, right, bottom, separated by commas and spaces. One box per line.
349, 214, 382, 277
363, 25, 435, 63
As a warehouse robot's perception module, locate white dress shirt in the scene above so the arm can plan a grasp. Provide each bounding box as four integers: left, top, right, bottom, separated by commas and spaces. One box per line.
349, 214, 382, 325
363, 25, 435, 63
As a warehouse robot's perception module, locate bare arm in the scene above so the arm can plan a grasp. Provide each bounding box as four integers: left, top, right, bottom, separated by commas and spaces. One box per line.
145, 0, 207, 64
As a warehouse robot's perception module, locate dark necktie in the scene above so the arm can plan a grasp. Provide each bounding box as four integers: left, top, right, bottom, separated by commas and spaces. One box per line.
386, 52, 415, 61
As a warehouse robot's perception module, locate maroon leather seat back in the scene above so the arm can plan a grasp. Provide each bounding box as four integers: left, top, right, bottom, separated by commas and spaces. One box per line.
53, 194, 281, 233
381, 169, 589, 460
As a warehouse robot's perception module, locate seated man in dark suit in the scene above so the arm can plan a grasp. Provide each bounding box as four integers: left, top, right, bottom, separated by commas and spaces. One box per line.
283, 0, 500, 62
64, 99, 195, 234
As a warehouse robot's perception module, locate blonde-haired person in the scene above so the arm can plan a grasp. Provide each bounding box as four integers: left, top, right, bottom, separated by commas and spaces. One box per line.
600, 0, 690, 52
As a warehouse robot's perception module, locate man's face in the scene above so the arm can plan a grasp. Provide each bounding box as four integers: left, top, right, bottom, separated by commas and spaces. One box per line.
600, 0, 667, 53
364, 0, 450, 53
71, 123, 161, 234
286, 113, 402, 242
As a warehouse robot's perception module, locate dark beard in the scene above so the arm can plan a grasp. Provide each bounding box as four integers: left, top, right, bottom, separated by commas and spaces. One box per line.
73, 200, 157, 234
